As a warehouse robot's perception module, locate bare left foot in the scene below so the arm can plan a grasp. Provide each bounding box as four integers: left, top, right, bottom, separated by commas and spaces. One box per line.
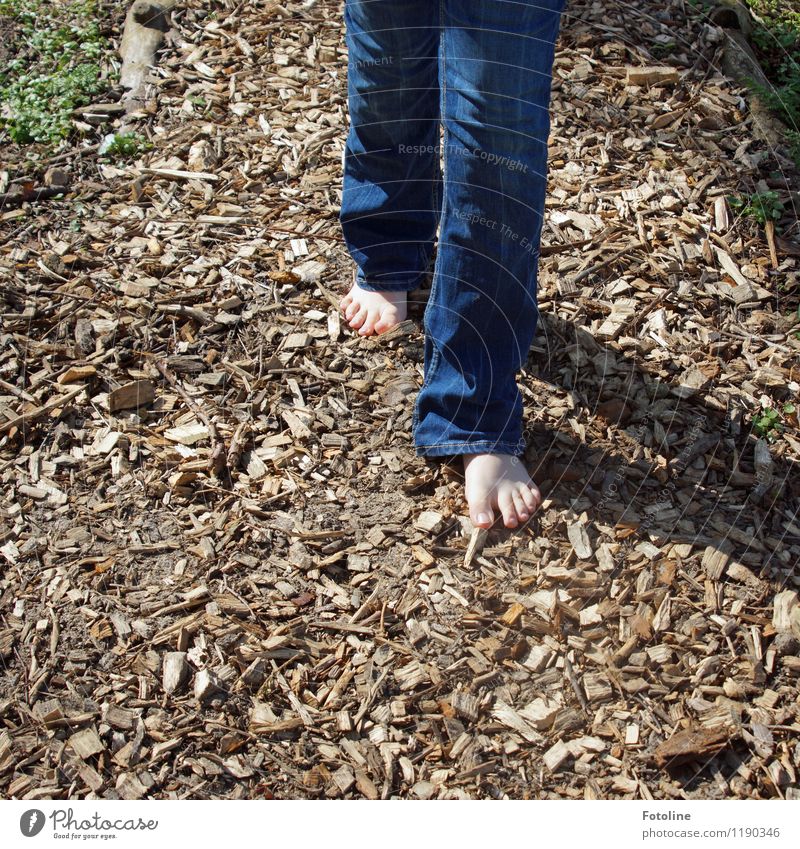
463, 453, 541, 529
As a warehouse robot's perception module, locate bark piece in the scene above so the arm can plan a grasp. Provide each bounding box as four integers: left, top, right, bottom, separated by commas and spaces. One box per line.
108, 379, 155, 413
654, 727, 731, 769
162, 652, 189, 694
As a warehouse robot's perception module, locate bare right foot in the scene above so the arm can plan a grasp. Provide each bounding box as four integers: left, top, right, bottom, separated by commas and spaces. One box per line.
463, 452, 541, 529
340, 278, 407, 336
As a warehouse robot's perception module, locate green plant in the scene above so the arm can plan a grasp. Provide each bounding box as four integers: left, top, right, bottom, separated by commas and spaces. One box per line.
743, 3, 800, 128
753, 406, 784, 441
651, 41, 677, 60
187, 94, 209, 112
101, 132, 151, 160
0, 0, 108, 145
728, 190, 785, 226
747, 73, 800, 129
747, 2, 800, 37
787, 128, 800, 166
751, 398, 797, 441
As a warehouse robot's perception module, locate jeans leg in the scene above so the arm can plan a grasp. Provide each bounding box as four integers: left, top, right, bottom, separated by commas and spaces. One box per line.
413, 0, 566, 455
339, 0, 442, 293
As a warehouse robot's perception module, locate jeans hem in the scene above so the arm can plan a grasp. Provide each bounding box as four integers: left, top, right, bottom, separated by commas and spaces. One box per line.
355, 262, 430, 293
414, 439, 525, 457
356, 280, 424, 293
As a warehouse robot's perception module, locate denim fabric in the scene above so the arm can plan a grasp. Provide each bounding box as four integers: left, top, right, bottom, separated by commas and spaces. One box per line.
340, 0, 566, 456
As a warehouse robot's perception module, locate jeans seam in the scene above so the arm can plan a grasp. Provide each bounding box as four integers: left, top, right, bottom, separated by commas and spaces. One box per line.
413, 0, 447, 441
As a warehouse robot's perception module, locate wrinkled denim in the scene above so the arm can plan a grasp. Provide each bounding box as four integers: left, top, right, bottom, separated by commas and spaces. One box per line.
340, 0, 567, 456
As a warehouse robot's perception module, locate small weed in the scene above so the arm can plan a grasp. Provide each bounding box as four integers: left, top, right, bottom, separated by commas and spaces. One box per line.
651, 41, 677, 60
728, 190, 785, 227
753, 406, 784, 441
100, 132, 151, 160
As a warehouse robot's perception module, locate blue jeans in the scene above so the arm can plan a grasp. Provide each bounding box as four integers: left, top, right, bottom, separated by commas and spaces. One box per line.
339, 0, 566, 457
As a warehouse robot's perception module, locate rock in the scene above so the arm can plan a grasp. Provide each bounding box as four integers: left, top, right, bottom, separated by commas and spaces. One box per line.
596, 398, 631, 425
44, 166, 70, 188
412, 780, 435, 799
772, 633, 799, 657
414, 510, 444, 534
660, 194, 682, 212
74, 318, 95, 355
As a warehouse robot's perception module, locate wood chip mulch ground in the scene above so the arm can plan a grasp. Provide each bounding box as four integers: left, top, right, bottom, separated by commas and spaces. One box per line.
1, 0, 799, 800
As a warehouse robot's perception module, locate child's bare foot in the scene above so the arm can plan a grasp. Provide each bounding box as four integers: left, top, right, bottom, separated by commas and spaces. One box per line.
463, 453, 541, 529
339, 279, 407, 336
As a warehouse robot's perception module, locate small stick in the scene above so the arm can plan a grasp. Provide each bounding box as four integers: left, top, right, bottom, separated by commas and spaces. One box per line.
464, 526, 488, 568
267, 225, 345, 243
765, 220, 779, 269
563, 654, 590, 715
0, 186, 66, 209
0, 378, 36, 403
226, 421, 250, 477
0, 384, 86, 435
571, 240, 644, 285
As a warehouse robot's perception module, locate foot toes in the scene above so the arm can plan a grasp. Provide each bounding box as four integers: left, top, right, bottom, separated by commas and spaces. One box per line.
349, 306, 367, 329
359, 309, 378, 335
511, 490, 530, 522
498, 490, 517, 528
340, 293, 353, 311
345, 301, 359, 321
374, 308, 397, 334
469, 499, 494, 529
519, 484, 539, 514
